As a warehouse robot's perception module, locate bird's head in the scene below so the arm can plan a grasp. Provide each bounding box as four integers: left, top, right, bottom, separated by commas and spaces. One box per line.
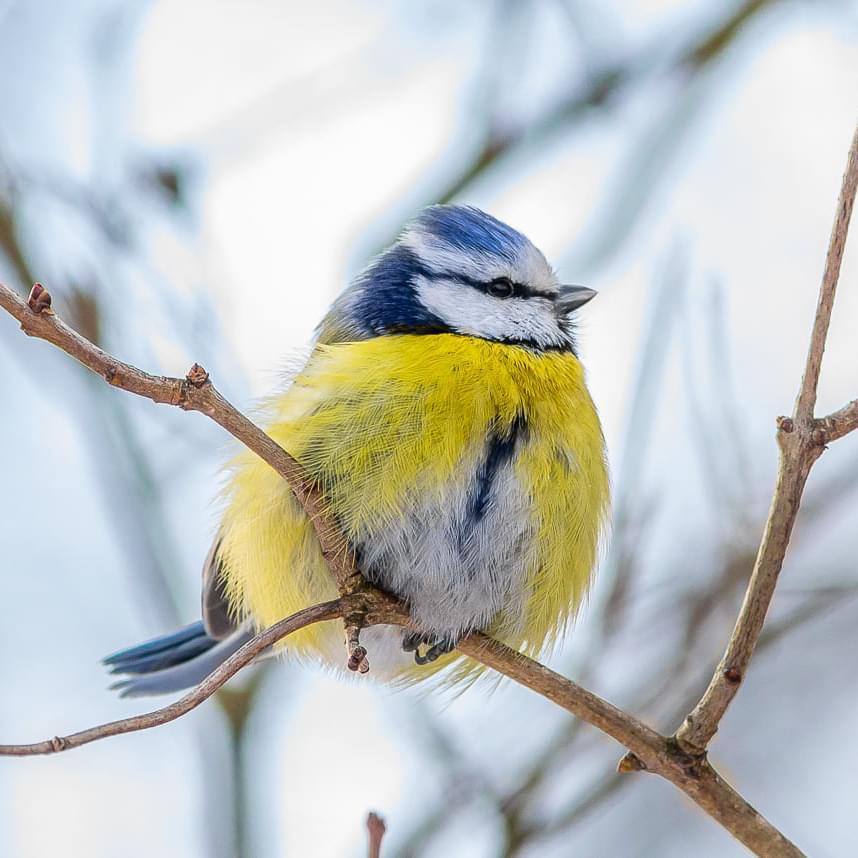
321, 205, 595, 351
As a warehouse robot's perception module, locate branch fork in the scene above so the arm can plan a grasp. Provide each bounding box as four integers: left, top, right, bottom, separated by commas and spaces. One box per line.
2, 121, 857, 858
673, 123, 858, 759
0, 279, 812, 855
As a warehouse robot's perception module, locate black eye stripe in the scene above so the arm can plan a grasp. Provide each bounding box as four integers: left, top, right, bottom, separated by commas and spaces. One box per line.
419, 267, 539, 299
463, 274, 528, 298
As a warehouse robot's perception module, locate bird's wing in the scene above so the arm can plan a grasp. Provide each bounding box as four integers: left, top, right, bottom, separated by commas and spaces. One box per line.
198, 332, 344, 642
201, 536, 237, 640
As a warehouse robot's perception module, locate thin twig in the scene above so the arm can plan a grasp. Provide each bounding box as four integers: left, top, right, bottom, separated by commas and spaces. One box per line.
457, 635, 802, 857
0, 600, 343, 756
795, 128, 858, 423
424, 0, 782, 211
815, 398, 858, 444
0, 281, 372, 665
366, 812, 387, 858
675, 122, 858, 754
0, 264, 826, 855
1, 284, 361, 590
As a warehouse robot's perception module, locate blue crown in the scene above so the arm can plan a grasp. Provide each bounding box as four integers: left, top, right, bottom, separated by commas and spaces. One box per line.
322, 206, 534, 341
413, 205, 528, 265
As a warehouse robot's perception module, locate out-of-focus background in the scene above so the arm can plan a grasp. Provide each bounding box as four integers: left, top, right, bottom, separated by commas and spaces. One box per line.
1, 2, 856, 856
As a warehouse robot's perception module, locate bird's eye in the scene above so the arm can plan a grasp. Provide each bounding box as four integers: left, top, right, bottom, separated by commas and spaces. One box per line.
487, 277, 515, 299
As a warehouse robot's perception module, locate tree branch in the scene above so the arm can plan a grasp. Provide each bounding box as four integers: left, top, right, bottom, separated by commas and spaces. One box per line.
0, 281, 373, 671
420, 0, 784, 212
675, 122, 858, 755
814, 398, 858, 444
0, 284, 363, 590
0, 600, 344, 756
458, 635, 803, 856
0, 280, 803, 855
366, 812, 387, 858
0, 573, 801, 855
11, 148, 858, 858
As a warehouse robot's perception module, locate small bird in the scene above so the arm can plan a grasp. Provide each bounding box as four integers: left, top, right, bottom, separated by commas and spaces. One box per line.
104, 205, 610, 696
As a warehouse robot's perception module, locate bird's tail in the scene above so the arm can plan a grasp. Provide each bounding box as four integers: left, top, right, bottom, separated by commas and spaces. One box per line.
103, 621, 253, 698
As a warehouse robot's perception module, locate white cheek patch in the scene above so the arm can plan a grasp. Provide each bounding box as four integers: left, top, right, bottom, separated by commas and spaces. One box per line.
416, 278, 569, 348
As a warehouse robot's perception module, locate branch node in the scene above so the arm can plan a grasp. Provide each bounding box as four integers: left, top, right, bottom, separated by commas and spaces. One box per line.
27, 283, 54, 315
723, 666, 742, 685
617, 752, 647, 773
675, 718, 711, 757
186, 362, 210, 387
49, 736, 66, 753
776, 416, 793, 434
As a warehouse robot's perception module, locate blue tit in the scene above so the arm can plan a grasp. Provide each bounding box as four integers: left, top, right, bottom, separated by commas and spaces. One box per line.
104, 205, 609, 696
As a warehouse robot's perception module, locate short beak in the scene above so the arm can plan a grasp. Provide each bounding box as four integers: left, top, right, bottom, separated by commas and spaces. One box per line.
555, 285, 597, 315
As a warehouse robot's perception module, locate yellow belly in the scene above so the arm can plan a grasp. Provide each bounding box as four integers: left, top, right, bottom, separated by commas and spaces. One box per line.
217, 334, 609, 680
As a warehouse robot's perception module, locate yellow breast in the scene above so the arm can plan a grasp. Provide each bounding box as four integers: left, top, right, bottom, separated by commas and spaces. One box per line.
217, 334, 609, 675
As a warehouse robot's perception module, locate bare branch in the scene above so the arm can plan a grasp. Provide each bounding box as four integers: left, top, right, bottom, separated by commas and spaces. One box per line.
795, 128, 858, 423
429, 0, 784, 209
676, 121, 858, 755
457, 635, 803, 857
1, 283, 364, 597
0, 252, 826, 855
815, 398, 858, 444
0, 574, 799, 853
2, 29, 848, 858
366, 812, 387, 858
0, 600, 343, 756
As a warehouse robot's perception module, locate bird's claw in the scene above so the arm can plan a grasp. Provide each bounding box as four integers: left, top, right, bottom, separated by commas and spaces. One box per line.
402, 631, 454, 665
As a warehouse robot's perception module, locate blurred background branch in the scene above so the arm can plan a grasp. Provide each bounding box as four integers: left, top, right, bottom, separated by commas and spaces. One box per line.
1, 1, 856, 857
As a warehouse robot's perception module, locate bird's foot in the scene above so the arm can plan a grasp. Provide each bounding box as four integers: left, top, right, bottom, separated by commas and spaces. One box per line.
402, 631, 455, 666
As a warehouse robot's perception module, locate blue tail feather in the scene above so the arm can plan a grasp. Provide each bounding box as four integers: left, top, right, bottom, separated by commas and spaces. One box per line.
103, 621, 208, 667
103, 621, 254, 698
105, 635, 216, 676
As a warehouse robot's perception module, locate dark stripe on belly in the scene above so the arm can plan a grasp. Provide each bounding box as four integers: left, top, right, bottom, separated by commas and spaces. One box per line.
467, 411, 528, 523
